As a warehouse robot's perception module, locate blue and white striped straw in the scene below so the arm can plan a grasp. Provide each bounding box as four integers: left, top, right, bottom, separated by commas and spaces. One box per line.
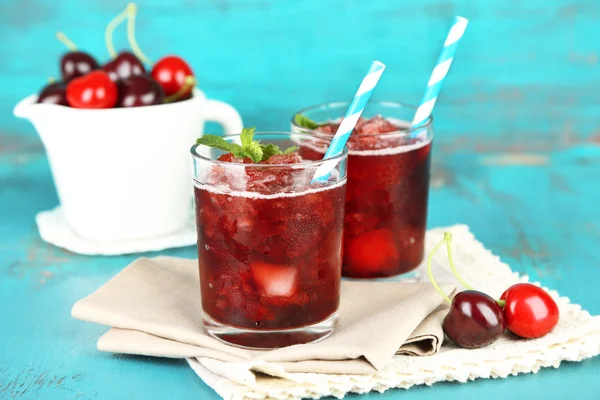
411, 16, 469, 134
312, 60, 386, 182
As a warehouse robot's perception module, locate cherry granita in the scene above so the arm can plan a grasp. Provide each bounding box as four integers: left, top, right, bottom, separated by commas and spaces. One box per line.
194, 129, 345, 335
217, 153, 252, 163
209, 142, 307, 195
245, 153, 305, 195
297, 114, 432, 278
316, 115, 405, 151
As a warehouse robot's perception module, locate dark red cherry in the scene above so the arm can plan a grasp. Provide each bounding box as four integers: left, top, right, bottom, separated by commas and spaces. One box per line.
37, 81, 68, 106
116, 75, 165, 107
443, 290, 505, 349
60, 52, 100, 82
103, 52, 146, 82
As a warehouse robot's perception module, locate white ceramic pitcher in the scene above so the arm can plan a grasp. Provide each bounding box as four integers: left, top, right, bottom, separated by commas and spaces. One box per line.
14, 88, 243, 241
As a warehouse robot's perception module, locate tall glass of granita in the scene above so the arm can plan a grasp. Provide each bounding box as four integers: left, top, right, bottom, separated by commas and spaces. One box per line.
292, 101, 433, 279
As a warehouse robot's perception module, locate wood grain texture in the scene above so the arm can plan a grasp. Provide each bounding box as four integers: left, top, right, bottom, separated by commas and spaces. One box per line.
1, 0, 600, 399
1, 0, 599, 147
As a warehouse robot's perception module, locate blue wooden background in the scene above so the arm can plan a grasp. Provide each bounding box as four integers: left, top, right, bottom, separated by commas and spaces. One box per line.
3, 0, 599, 145
2, 0, 600, 399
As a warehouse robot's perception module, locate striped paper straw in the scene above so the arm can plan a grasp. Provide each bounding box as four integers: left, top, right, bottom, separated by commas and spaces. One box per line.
411, 16, 469, 134
312, 60, 386, 182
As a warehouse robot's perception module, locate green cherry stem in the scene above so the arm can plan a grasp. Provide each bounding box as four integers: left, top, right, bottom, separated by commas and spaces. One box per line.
164, 76, 196, 103
427, 236, 452, 304
444, 232, 474, 290
442, 232, 506, 308
56, 32, 77, 51
105, 6, 129, 58
126, 3, 152, 65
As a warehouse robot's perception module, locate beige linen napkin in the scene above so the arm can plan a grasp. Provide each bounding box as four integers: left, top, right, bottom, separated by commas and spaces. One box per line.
72, 256, 454, 374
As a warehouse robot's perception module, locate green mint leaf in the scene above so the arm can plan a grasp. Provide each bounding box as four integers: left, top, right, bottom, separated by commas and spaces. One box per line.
294, 114, 320, 130
260, 143, 283, 159
244, 141, 264, 163
240, 127, 263, 161
283, 146, 298, 154
240, 127, 256, 148
196, 134, 244, 158
197, 128, 297, 163
196, 134, 237, 153
229, 145, 246, 158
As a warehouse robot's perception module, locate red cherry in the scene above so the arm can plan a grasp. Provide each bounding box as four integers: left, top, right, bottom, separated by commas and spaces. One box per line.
66, 71, 118, 109
151, 55, 194, 97
500, 283, 559, 339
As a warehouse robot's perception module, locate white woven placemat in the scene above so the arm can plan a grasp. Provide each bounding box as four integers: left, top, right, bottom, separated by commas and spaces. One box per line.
186, 224, 600, 400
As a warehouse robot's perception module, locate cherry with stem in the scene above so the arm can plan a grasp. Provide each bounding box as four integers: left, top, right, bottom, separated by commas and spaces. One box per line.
435, 233, 506, 305
432, 231, 560, 341
151, 55, 195, 99
56, 32, 100, 82
164, 76, 196, 103
427, 233, 505, 349
102, 3, 146, 81
125, 3, 152, 65
120, 3, 196, 100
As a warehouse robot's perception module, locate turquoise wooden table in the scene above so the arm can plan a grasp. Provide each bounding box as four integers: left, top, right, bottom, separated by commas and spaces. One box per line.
1, 0, 600, 399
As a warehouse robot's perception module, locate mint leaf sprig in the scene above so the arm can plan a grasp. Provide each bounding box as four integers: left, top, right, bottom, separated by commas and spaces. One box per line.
196, 127, 298, 163
293, 114, 322, 130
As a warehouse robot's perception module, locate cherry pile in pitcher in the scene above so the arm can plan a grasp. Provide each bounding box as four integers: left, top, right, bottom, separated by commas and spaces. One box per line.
427, 232, 560, 349
36, 3, 195, 109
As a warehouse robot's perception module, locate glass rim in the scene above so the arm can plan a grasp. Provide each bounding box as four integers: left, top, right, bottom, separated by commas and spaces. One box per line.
290, 100, 434, 138
190, 131, 348, 168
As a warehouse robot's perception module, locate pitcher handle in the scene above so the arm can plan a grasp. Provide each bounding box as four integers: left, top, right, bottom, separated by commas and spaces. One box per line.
203, 99, 243, 135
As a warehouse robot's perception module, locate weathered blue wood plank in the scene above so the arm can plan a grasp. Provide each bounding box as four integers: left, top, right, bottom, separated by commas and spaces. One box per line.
1, 145, 600, 399
1, 0, 600, 399
1, 0, 599, 148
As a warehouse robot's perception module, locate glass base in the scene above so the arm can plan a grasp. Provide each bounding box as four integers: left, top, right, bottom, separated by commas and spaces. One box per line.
342, 268, 421, 282
203, 311, 338, 350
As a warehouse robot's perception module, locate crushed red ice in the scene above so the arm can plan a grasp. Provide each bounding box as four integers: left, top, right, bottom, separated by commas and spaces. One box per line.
259, 153, 302, 165
211, 152, 307, 194
217, 152, 302, 165
316, 116, 411, 151
217, 153, 252, 163
317, 116, 398, 135
354, 115, 399, 135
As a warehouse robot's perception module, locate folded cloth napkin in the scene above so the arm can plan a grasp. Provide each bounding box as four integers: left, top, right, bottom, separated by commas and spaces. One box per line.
72, 225, 600, 400
72, 256, 456, 374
